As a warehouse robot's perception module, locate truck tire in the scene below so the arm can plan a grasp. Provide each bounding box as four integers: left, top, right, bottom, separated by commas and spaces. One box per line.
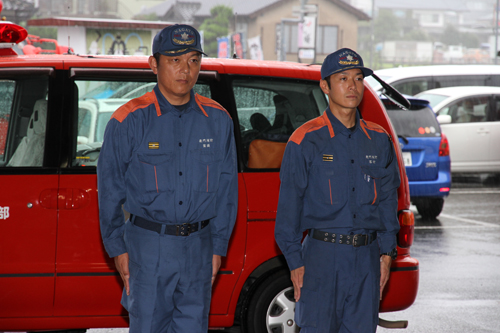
246, 270, 299, 333
416, 198, 444, 219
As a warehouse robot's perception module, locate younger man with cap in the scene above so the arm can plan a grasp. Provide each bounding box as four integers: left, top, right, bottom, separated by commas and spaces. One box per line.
275, 48, 400, 332
97, 24, 238, 332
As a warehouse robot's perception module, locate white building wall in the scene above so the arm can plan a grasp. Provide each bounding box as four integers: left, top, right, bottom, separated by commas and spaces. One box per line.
58, 26, 86, 54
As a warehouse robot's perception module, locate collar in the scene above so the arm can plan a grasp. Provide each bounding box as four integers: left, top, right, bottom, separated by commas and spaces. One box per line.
324, 107, 361, 137
153, 85, 205, 117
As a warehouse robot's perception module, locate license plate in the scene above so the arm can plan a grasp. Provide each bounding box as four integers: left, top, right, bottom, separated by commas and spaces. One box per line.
402, 152, 412, 166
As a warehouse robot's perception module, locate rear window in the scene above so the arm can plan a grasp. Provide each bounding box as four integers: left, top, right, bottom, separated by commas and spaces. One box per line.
384, 100, 441, 138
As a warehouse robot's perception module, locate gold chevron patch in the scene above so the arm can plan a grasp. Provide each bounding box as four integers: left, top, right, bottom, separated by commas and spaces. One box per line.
148, 142, 160, 149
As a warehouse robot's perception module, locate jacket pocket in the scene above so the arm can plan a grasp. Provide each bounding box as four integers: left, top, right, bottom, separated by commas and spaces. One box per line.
191, 149, 223, 193
136, 152, 174, 193
359, 165, 387, 205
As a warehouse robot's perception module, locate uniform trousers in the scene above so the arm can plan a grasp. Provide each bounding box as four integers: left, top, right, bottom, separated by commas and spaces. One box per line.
296, 230, 380, 333
121, 220, 213, 333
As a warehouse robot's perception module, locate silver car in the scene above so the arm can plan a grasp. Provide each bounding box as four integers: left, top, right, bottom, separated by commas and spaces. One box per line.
416, 86, 500, 174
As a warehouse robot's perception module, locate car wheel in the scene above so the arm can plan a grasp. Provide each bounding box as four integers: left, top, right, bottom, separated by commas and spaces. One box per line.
246, 270, 299, 333
416, 198, 444, 219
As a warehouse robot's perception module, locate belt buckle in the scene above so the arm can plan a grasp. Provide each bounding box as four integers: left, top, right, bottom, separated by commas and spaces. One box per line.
177, 223, 191, 236
353, 234, 366, 247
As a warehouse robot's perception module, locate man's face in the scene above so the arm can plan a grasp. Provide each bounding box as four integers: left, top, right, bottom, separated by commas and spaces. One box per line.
149, 51, 201, 105
320, 68, 364, 112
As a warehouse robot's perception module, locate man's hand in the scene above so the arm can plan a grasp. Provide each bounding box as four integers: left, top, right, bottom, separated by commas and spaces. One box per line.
290, 266, 305, 302
380, 255, 392, 300
114, 252, 130, 295
212, 254, 221, 285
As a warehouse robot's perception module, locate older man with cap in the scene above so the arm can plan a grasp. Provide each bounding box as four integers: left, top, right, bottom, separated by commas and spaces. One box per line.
274, 48, 400, 332
97, 24, 237, 332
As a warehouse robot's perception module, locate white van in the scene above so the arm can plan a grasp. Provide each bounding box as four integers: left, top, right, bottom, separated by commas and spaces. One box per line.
365, 65, 500, 96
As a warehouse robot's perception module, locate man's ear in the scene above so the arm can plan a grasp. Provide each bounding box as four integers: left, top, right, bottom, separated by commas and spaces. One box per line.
320, 79, 330, 94
148, 56, 158, 74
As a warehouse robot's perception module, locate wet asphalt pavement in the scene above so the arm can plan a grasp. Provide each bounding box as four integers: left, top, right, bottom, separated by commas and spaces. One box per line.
378, 177, 500, 333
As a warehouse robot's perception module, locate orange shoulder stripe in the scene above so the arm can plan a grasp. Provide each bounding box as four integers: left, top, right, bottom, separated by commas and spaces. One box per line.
359, 119, 389, 140
289, 111, 334, 145
111, 91, 159, 123
195, 93, 231, 119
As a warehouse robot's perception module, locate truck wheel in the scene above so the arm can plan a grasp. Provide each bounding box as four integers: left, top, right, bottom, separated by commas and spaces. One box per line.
416, 198, 444, 219
246, 270, 299, 333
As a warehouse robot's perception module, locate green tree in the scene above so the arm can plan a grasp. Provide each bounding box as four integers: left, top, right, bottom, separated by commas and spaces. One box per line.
199, 5, 233, 57
374, 10, 402, 44
27, 26, 57, 39
440, 25, 461, 45
403, 29, 431, 42
440, 25, 479, 48
134, 13, 159, 21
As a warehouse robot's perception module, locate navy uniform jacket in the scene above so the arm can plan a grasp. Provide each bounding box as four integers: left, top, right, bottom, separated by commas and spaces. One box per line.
98, 85, 238, 258
275, 108, 400, 271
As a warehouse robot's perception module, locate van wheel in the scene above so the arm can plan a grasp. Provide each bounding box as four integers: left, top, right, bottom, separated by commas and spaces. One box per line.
416, 198, 444, 219
246, 270, 299, 333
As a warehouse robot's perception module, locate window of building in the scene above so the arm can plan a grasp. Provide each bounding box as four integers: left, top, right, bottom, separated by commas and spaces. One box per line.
316, 25, 338, 55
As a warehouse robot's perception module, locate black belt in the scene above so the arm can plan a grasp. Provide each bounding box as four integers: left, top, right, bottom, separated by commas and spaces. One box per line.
309, 229, 376, 247
131, 215, 210, 236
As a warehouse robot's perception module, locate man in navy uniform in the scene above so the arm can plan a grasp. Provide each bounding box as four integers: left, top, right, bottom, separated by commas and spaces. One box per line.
97, 24, 238, 332
275, 48, 400, 332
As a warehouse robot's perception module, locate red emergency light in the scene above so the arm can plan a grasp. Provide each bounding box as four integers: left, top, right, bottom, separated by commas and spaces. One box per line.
0, 22, 28, 44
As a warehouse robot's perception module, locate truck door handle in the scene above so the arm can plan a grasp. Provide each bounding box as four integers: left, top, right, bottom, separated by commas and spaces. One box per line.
477, 128, 489, 135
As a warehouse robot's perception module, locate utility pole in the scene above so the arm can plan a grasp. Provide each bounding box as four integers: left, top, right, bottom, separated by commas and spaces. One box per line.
369, 0, 375, 68
496, 0, 499, 64
279, 0, 308, 61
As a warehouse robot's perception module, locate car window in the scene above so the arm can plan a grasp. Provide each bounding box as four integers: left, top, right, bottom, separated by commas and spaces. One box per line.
0, 80, 15, 160
415, 93, 449, 108
434, 75, 498, 90
492, 96, 500, 121
437, 97, 489, 124
384, 100, 441, 138
73, 80, 211, 167
232, 77, 328, 169
392, 79, 430, 96
0, 77, 49, 167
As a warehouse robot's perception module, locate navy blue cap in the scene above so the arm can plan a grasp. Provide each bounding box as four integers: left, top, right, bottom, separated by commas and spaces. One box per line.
321, 48, 373, 80
153, 24, 206, 56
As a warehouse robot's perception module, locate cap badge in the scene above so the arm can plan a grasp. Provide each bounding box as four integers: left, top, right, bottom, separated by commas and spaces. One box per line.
173, 27, 195, 46
339, 54, 360, 66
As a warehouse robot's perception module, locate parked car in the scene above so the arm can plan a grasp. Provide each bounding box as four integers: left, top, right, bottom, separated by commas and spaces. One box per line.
416, 86, 500, 174
365, 65, 500, 96
383, 96, 451, 219
0, 21, 418, 332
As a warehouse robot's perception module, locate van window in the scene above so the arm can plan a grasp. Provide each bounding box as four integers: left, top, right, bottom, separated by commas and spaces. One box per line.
0, 77, 49, 167
392, 79, 430, 96
437, 97, 490, 123
233, 77, 327, 169
73, 80, 211, 167
433, 75, 490, 90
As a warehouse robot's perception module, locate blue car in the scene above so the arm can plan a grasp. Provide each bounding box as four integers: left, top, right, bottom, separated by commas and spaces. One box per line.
383, 96, 451, 219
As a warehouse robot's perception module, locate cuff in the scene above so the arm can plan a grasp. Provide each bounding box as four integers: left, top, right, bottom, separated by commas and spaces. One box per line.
212, 237, 229, 257
103, 237, 127, 258
284, 251, 304, 271
377, 233, 397, 254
